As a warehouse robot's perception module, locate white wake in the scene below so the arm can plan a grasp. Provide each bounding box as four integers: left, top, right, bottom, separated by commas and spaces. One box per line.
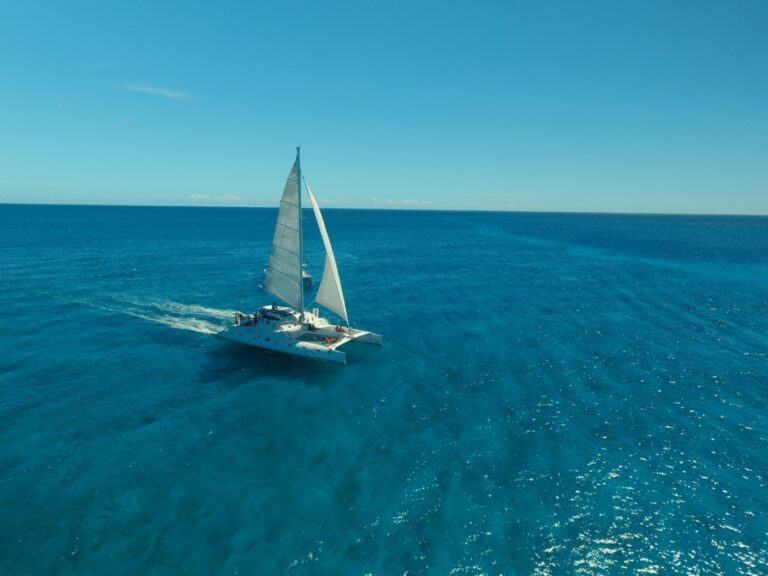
118, 309, 221, 335
74, 296, 238, 335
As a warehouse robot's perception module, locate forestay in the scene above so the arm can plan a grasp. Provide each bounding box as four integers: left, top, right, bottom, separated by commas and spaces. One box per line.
305, 181, 349, 323
263, 159, 303, 310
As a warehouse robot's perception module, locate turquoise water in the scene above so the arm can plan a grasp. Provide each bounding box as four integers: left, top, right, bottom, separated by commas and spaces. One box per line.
1, 205, 767, 575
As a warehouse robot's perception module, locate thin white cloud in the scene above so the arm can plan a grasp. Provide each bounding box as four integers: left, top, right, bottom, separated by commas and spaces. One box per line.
189, 194, 240, 203
123, 84, 193, 101
370, 196, 434, 207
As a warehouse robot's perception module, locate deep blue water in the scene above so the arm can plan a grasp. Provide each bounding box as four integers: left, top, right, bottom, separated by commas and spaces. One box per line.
1, 204, 767, 575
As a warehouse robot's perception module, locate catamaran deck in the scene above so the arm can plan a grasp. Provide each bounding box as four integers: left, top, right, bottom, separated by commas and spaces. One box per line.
217, 305, 382, 364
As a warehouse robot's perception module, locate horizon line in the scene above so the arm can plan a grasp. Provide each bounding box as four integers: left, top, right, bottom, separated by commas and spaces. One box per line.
1, 201, 766, 218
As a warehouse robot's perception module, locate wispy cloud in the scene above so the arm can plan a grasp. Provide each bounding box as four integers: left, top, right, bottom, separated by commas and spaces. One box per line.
123, 84, 193, 101
189, 194, 240, 203
370, 196, 434, 207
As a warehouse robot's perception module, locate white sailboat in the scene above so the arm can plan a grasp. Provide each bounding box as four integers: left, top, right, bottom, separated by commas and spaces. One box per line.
218, 148, 382, 364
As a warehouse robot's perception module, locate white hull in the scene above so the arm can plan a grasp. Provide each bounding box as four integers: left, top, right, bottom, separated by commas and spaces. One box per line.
217, 306, 382, 364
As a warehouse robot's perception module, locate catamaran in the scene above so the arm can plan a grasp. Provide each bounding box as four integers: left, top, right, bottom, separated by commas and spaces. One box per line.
218, 148, 382, 364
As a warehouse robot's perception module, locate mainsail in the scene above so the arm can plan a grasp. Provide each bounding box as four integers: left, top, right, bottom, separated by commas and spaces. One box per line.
263, 156, 303, 311
305, 181, 348, 323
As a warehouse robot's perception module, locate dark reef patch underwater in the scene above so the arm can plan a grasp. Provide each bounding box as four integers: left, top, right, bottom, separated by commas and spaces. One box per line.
1, 204, 767, 574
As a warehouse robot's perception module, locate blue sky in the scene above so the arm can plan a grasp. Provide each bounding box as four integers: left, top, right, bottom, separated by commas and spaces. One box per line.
1, 1, 766, 213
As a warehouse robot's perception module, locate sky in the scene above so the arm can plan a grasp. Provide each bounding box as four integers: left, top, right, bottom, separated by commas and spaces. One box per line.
0, 0, 767, 214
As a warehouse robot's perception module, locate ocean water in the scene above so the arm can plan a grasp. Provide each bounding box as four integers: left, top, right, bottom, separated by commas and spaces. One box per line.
1, 204, 767, 575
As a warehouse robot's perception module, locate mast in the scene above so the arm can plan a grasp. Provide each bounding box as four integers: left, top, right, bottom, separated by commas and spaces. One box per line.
296, 146, 304, 319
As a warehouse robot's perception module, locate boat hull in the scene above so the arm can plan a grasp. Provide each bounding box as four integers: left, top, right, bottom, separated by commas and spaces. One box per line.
218, 324, 348, 364
218, 306, 381, 364
347, 328, 383, 346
